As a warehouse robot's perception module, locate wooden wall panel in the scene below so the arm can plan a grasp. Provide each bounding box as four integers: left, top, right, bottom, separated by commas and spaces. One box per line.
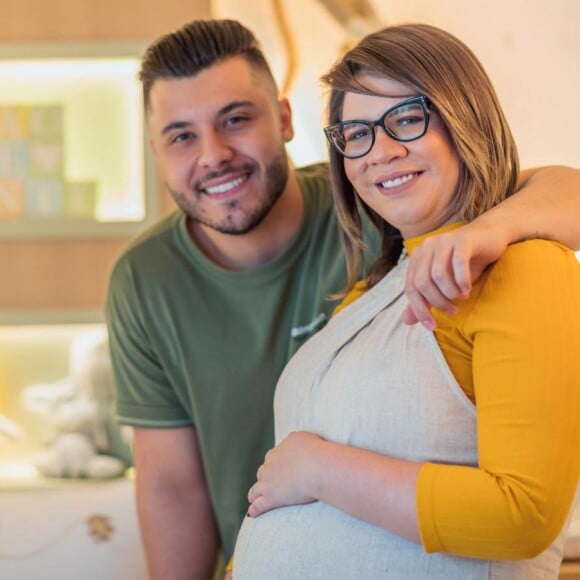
0, 0, 210, 316
0, 0, 210, 42
0, 239, 128, 309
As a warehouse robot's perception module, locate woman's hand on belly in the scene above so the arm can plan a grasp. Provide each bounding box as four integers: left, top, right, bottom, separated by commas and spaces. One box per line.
247, 431, 324, 517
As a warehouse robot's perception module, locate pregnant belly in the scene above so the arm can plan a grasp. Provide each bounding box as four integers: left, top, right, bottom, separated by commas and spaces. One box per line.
233, 501, 498, 580
234, 501, 431, 580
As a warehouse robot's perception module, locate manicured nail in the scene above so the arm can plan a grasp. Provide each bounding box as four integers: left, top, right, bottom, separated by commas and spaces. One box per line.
421, 319, 436, 331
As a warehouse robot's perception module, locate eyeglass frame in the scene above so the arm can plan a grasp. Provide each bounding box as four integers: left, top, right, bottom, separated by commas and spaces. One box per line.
324, 95, 432, 159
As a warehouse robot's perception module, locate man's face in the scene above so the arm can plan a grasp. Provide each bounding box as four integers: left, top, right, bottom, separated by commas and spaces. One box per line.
147, 57, 294, 235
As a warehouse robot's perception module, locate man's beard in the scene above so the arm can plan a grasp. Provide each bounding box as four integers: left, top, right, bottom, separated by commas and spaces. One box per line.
169, 148, 289, 235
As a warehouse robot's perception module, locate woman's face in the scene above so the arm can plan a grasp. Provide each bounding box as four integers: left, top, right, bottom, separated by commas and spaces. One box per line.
342, 74, 461, 239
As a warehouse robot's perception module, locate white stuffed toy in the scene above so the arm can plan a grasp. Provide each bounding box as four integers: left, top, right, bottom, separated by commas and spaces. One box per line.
21, 329, 131, 479
0, 414, 23, 447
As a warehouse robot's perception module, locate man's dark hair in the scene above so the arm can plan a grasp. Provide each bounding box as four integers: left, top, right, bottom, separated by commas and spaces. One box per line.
140, 19, 277, 110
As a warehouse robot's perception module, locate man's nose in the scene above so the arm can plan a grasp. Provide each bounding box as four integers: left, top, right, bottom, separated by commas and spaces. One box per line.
197, 131, 234, 168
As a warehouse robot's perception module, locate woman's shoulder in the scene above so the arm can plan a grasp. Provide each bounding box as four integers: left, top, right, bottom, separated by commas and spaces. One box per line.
501, 238, 575, 260
480, 239, 580, 304
493, 239, 578, 278
454, 239, 580, 344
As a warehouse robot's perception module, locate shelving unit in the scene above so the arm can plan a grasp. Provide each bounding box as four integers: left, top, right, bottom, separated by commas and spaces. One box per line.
0, 42, 157, 239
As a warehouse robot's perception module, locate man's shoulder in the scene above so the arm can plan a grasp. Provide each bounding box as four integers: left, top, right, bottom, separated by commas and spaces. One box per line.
117, 211, 181, 262
295, 162, 331, 194
109, 211, 184, 285
295, 162, 337, 222
295, 161, 329, 178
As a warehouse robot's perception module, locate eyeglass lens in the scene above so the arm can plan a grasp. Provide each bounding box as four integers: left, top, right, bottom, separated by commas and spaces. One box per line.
332, 101, 427, 158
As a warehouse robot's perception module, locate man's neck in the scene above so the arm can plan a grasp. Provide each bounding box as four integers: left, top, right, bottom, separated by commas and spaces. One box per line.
188, 171, 304, 270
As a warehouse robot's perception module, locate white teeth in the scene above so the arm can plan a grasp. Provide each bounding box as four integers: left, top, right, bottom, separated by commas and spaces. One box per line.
381, 173, 417, 189
204, 175, 246, 194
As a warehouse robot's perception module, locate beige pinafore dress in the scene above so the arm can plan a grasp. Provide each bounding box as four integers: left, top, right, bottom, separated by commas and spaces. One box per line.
234, 257, 573, 579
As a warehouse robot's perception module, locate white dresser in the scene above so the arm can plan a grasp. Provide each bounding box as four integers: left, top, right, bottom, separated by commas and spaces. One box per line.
0, 472, 146, 580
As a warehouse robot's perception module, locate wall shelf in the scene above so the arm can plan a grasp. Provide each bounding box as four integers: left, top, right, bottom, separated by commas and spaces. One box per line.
0, 42, 157, 238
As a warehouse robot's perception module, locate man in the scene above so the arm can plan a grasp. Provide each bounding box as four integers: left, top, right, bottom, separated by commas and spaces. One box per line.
105, 19, 580, 580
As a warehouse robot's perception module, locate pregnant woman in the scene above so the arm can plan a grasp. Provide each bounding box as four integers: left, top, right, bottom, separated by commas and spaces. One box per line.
233, 23, 580, 580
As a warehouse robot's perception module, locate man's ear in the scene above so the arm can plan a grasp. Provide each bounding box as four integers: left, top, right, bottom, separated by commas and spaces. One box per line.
149, 135, 157, 158
279, 97, 294, 143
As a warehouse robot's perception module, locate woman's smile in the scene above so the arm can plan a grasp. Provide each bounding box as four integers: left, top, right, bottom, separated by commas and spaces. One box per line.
343, 75, 460, 239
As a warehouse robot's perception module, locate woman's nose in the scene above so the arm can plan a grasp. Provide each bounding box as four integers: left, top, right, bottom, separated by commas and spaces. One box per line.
366, 127, 408, 165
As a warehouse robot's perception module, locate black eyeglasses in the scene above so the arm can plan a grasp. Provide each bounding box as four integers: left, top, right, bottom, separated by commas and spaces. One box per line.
324, 95, 431, 159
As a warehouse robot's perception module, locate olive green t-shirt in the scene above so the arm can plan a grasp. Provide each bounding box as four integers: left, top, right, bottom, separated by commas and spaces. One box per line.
105, 163, 379, 559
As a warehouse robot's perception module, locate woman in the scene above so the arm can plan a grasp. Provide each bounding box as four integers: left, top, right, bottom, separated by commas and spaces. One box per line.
233, 24, 580, 579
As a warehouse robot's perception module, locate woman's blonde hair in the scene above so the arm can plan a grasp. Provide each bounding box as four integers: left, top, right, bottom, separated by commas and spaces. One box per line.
322, 23, 519, 292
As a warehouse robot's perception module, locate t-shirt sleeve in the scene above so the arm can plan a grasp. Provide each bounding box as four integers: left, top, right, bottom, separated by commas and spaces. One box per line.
105, 257, 192, 428
417, 241, 580, 559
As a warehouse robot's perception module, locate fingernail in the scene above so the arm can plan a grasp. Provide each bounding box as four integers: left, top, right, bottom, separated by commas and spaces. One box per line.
421, 319, 436, 331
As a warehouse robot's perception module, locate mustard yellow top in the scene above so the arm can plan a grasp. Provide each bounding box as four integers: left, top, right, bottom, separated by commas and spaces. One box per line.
337, 223, 580, 559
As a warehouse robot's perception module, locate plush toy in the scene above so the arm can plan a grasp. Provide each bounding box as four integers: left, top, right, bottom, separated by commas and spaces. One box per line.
0, 414, 23, 447
0, 380, 23, 449
20, 329, 132, 479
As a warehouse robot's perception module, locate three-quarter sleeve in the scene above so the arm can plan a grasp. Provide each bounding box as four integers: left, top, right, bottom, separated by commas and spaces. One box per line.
417, 240, 580, 559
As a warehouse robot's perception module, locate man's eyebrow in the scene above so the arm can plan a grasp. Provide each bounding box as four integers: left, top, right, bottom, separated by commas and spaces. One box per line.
219, 100, 254, 116
160, 101, 255, 137
161, 120, 191, 136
